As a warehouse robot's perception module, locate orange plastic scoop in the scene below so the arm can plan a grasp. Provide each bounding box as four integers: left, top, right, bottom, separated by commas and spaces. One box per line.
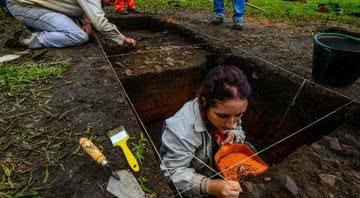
214, 144, 268, 181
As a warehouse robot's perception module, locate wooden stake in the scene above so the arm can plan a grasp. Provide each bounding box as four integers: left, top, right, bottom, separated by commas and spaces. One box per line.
246, 2, 266, 12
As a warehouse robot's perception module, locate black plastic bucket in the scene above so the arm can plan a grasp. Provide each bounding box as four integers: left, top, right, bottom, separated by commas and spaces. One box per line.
312, 33, 360, 87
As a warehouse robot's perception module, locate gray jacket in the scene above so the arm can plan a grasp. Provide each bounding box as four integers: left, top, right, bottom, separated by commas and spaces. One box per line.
160, 98, 246, 197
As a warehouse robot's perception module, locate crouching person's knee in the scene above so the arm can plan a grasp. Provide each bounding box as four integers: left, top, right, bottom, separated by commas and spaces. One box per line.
74, 30, 89, 45
67, 30, 89, 46
77, 31, 89, 45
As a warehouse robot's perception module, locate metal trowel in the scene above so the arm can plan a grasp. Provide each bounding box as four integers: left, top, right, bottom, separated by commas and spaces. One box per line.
107, 170, 145, 198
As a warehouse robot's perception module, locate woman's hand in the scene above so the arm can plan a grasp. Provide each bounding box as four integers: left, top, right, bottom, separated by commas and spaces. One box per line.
124, 37, 136, 47
207, 179, 242, 198
82, 23, 93, 35
221, 131, 236, 145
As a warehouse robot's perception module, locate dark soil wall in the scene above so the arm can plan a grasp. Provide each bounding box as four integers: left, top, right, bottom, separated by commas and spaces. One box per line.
123, 67, 203, 124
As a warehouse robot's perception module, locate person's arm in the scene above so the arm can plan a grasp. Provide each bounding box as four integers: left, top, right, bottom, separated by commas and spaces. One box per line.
160, 125, 205, 197
76, 0, 135, 46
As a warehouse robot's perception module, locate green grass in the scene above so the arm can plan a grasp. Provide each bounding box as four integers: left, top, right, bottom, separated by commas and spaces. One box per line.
0, 62, 68, 90
136, 0, 360, 28
131, 133, 148, 164
250, 0, 360, 27
137, 176, 153, 193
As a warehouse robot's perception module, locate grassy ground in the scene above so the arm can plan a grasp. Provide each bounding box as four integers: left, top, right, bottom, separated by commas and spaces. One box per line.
0, 62, 67, 90
137, 0, 360, 28
250, 0, 360, 27
0, 11, 70, 197
0, 58, 68, 197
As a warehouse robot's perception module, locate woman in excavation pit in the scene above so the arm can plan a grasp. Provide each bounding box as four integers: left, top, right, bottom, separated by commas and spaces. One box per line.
160, 65, 254, 197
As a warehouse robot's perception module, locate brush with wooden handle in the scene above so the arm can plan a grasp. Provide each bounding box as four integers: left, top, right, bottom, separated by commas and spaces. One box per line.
107, 126, 140, 172
79, 137, 120, 180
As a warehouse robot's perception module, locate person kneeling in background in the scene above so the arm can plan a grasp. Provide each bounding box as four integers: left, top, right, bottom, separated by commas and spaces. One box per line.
4, 0, 136, 48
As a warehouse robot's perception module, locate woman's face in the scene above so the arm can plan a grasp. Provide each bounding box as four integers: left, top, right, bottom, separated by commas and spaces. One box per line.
205, 98, 248, 132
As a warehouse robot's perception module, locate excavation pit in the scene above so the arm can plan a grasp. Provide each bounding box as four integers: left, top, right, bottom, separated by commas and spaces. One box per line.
101, 15, 358, 194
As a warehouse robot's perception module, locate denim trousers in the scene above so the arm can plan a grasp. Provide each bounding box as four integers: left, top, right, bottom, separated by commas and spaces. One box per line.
6, 0, 88, 48
213, 0, 245, 22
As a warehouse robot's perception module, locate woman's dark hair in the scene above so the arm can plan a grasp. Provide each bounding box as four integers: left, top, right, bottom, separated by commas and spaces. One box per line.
197, 65, 251, 111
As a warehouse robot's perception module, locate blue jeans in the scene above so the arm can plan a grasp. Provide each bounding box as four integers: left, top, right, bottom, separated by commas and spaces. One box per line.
6, 0, 88, 48
214, 0, 245, 22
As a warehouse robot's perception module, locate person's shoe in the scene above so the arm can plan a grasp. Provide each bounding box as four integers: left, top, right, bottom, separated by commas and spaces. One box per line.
232, 20, 244, 30
5, 26, 33, 48
19, 26, 34, 46
210, 16, 224, 25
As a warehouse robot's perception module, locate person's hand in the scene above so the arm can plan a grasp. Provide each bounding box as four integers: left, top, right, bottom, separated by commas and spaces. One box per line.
220, 131, 236, 145
82, 23, 93, 35
207, 179, 242, 198
124, 37, 136, 47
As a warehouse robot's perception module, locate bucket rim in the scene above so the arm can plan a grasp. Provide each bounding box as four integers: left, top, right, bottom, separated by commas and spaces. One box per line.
314, 33, 360, 52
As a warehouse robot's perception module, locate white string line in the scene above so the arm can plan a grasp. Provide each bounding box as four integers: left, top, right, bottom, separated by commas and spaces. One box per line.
172, 95, 360, 197
192, 155, 229, 182
92, 33, 183, 197
278, 79, 307, 128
